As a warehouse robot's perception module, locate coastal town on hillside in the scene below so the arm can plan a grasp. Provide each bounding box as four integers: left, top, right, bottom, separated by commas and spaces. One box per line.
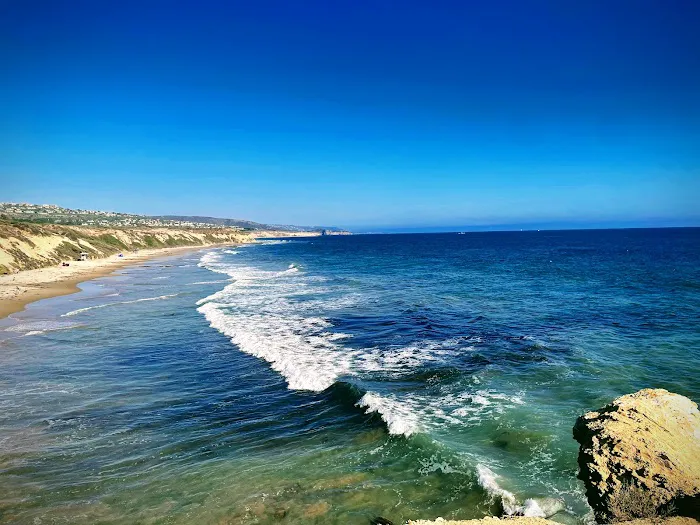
0, 202, 350, 234
0, 202, 229, 229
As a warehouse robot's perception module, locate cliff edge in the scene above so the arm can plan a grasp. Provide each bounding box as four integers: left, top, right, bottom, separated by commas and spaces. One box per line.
573, 389, 700, 522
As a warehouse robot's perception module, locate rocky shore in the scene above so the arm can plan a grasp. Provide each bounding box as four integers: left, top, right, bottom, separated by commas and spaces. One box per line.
410, 389, 700, 525
574, 389, 700, 522
407, 518, 699, 525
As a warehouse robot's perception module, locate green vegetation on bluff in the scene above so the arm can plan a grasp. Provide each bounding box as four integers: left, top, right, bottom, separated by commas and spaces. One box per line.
0, 218, 249, 273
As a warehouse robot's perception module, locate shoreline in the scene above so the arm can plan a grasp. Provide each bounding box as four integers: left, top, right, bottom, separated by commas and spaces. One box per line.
0, 243, 234, 320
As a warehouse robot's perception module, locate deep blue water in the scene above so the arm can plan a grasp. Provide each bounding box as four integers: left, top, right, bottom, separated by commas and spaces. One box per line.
1, 229, 699, 524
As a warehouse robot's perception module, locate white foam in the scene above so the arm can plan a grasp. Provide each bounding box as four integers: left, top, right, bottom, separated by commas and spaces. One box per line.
195, 250, 527, 437
520, 497, 565, 518
197, 251, 225, 272
255, 239, 292, 245
197, 254, 450, 398
475, 465, 566, 517
196, 256, 356, 391
199, 302, 353, 391
449, 390, 525, 419
418, 456, 462, 475
4, 320, 81, 336
62, 303, 113, 317
62, 294, 179, 317
187, 279, 232, 285
357, 392, 423, 436
355, 340, 464, 374
477, 464, 518, 514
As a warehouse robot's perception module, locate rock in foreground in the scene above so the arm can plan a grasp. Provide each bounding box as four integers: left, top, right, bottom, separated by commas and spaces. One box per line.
407, 519, 700, 525
573, 389, 700, 522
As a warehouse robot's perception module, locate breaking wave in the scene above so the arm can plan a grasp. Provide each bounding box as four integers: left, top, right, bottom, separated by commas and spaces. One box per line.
196, 248, 526, 437
192, 247, 576, 516
356, 392, 423, 436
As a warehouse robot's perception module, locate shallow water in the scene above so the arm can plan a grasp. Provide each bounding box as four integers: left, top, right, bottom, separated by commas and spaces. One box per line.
1, 229, 699, 524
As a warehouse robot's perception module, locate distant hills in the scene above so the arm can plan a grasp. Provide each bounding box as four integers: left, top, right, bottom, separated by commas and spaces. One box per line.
0, 203, 349, 233
152, 214, 345, 233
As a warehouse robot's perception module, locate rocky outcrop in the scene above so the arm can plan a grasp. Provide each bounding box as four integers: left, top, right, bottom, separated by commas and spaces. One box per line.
407, 519, 699, 525
573, 389, 700, 522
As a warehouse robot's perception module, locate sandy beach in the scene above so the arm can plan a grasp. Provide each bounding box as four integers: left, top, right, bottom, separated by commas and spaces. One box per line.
0, 244, 234, 319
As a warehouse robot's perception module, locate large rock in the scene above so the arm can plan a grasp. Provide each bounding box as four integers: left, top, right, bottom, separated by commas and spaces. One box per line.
573, 389, 700, 522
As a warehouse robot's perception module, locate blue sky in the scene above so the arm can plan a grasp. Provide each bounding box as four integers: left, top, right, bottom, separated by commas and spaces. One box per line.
2, 0, 699, 230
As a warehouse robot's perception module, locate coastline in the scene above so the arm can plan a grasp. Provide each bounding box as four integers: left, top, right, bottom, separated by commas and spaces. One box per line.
0, 243, 234, 320
1, 231, 698, 523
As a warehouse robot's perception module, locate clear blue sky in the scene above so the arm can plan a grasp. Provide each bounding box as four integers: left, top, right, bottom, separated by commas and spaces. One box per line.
2, 0, 699, 230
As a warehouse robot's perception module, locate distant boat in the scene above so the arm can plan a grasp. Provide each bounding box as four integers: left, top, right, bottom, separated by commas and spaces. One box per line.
457, 232, 466, 235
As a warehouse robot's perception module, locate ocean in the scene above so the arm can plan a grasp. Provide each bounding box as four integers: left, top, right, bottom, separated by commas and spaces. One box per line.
1, 229, 699, 524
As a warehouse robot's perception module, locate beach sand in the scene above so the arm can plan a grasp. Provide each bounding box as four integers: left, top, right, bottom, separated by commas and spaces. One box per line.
0, 244, 233, 319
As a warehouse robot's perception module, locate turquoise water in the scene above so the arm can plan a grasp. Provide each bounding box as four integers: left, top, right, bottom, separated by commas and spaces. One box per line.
1, 229, 699, 524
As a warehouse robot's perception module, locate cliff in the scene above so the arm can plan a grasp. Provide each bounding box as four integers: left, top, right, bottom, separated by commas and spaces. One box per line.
0, 221, 252, 273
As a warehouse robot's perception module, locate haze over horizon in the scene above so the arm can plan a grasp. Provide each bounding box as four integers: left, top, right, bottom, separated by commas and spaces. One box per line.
2, 1, 699, 230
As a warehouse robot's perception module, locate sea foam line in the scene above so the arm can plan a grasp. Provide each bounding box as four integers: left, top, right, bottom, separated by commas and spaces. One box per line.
62, 294, 179, 317
3, 320, 82, 336
187, 279, 232, 285
196, 252, 355, 391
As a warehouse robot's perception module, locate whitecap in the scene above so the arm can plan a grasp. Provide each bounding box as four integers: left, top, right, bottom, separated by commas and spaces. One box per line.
477, 464, 518, 514
196, 253, 358, 391
255, 239, 292, 245
195, 251, 526, 439
198, 302, 353, 391
356, 392, 423, 436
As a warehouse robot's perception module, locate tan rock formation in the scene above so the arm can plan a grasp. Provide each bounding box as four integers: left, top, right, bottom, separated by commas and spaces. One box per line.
407, 519, 700, 525
573, 389, 700, 522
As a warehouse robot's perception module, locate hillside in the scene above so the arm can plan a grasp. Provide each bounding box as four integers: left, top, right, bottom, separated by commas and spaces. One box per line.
0, 202, 349, 233
153, 214, 347, 232
0, 220, 254, 274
